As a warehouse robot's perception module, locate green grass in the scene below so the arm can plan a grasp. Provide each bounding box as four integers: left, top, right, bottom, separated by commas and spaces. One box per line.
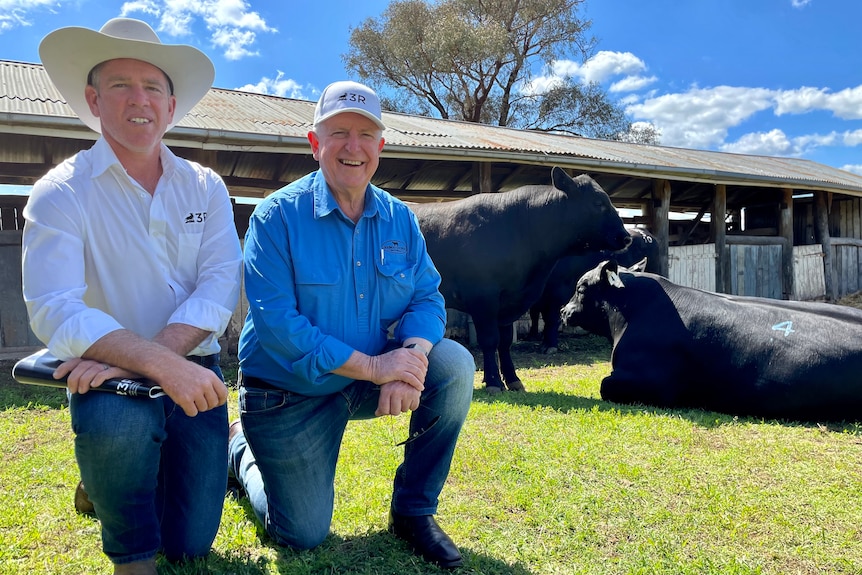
2, 333, 862, 574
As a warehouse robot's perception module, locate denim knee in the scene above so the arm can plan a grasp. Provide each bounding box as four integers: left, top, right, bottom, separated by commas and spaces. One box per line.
270, 522, 330, 551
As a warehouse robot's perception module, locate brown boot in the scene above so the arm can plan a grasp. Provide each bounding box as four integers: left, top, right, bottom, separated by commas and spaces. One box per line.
74, 480, 96, 516
113, 558, 157, 574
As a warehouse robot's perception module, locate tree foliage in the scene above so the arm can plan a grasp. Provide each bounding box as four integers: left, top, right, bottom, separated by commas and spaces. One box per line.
344, 0, 658, 143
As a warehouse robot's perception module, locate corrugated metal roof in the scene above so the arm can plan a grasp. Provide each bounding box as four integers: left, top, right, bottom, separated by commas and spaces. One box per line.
3, 58, 862, 196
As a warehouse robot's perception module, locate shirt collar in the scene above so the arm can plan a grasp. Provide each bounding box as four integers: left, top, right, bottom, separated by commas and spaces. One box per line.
312, 170, 391, 222
89, 137, 176, 185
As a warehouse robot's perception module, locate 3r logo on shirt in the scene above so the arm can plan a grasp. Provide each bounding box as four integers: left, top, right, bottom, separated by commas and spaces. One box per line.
185, 212, 207, 223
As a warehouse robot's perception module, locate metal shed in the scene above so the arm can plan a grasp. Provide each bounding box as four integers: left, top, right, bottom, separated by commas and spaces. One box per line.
2, 59, 862, 356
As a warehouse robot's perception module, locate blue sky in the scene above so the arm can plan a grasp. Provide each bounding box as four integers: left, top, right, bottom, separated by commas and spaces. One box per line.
2, 0, 861, 176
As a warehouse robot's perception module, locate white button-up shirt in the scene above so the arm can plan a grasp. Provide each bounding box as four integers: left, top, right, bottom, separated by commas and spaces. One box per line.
22, 137, 243, 360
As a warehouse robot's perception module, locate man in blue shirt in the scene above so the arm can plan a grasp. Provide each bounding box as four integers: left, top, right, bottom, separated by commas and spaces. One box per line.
228, 80, 475, 569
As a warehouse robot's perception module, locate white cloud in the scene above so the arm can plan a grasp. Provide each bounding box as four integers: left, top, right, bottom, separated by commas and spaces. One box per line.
525, 51, 648, 95
212, 27, 259, 60
791, 0, 812, 8
719, 129, 862, 159
609, 75, 657, 93
841, 164, 862, 176
237, 70, 310, 100
520, 74, 564, 97
720, 129, 795, 156
523, 45, 862, 163
789, 85, 862, 121
0, 0, 56, 33
842, 129, 862, 146
121, 0, 276, 60
626, 86, 775, 149
574, 51, 648, 84
772, 85, 862, 120
120, 0, 161, 17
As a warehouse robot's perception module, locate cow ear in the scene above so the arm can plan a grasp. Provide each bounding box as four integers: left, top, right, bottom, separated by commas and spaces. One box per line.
601, 259, 624, 288
551, 166, 573, 191
628, 257, 648, 273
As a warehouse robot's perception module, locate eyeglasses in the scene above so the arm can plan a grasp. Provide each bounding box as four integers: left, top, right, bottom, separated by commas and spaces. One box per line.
395, 415, 441, 446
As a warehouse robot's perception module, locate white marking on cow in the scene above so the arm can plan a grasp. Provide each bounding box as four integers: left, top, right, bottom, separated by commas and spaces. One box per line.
772, 321, 795, 337
607, 270, 624, 288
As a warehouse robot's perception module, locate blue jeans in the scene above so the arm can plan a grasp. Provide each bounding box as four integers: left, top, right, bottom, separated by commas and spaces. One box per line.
69, 362, 228, 565
229, 338, 474, 549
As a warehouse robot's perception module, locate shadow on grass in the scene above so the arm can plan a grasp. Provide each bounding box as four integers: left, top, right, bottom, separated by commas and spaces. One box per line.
474, 384, 862, 434
479, 333, 862, 434
216, 497, 533, 575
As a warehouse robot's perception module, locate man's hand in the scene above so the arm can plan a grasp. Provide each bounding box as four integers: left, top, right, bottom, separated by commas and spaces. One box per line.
376, 380, 421, 416
151, 356, 227, 417
54, 357, 131, 395
367, 347, 428, 392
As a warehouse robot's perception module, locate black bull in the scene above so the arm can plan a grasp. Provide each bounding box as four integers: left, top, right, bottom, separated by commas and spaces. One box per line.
561, 259, 862, 422
412, 166, 630, 393
528, 227, 660, 353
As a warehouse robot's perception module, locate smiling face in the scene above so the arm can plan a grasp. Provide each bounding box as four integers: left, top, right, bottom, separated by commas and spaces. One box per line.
308, 112, 385, 200
85, 58, 176, 159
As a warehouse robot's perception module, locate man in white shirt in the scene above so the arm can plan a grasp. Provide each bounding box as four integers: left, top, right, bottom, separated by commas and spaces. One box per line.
22, 18, 242, 575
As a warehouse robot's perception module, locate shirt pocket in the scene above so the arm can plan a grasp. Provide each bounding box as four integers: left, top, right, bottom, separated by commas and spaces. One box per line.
177, 231, 203, 275
294, 264, 343, 320
374, 256, 416, 320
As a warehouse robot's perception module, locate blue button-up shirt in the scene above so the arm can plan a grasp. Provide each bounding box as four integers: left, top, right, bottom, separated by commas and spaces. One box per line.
238, 171, 446, 395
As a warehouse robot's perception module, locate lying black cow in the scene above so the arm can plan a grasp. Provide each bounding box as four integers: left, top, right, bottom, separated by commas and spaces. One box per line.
413, 166, 630, 394
560, 259, 862, 421
528, 227, 659, 353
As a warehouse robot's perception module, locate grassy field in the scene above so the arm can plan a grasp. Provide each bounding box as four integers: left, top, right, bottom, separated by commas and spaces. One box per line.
2, 332, 862, 575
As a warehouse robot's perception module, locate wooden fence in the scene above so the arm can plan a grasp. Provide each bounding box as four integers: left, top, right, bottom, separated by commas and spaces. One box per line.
669, 241, 861, 302
668, 244, 715, 291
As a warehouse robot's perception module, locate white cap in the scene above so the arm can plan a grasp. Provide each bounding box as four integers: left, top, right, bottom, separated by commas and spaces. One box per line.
314, 80, 385, 130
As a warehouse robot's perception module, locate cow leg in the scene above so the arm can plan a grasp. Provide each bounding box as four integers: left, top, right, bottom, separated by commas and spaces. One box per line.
472, 315, 506, 393
498, 324, 525, 392
527, 306, 541, 341
540, 305, 560, 354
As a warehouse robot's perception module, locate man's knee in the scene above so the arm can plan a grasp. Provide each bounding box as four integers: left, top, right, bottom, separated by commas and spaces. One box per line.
431, 338, 476, 377
269, 522, 329, 550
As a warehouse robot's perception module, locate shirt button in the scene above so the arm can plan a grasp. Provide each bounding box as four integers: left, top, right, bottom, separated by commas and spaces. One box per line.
400, 273, 405, 278
357, 261, 362, 267
359, 293, 365, 299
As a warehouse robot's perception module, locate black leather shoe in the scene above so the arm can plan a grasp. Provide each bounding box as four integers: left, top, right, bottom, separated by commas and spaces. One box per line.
388, 510, 463, 569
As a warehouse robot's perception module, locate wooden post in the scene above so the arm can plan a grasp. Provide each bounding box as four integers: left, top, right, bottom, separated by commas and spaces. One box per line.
651, 179, 670, 277
472, 162, 493, 194
815, 191, 834, 300
779, 188, 794, 299
711, 184, 727, 293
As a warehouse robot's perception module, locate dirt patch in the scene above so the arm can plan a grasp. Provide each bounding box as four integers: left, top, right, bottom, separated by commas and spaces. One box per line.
837, 291, 862, 310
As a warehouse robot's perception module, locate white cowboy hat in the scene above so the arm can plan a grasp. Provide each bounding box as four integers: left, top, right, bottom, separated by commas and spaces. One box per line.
38, 18, 214, 133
